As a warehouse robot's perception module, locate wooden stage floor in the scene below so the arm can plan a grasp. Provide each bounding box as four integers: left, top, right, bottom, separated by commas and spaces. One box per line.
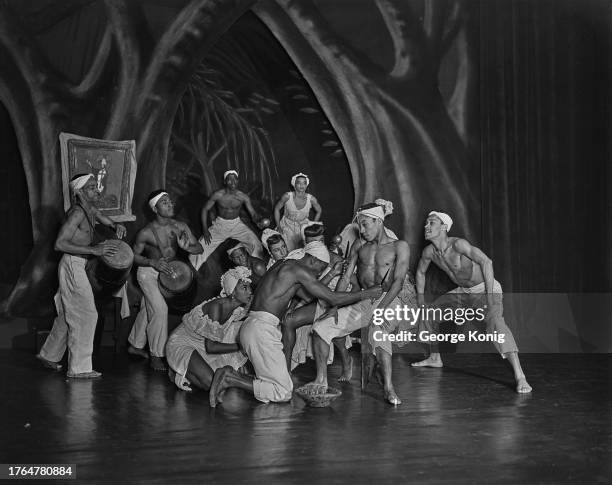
0, 350, 610, 484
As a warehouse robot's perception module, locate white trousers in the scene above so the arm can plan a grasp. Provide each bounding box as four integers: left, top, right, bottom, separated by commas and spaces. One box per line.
239, 311, 293, 403
39, 255, 98, 374
190, 217, 263, 270
128, 266, 168, 357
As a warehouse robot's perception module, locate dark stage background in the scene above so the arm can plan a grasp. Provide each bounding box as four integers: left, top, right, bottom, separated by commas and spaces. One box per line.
0, 0, 610, 323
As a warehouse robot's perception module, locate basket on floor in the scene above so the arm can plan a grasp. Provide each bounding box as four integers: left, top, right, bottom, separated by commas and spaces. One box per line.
295, 385, 342, 407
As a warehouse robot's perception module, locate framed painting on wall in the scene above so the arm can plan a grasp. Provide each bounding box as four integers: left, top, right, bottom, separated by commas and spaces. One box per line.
59, 132, 137, 221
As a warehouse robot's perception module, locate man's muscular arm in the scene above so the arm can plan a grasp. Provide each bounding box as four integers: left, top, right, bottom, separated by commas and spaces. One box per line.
55, 209, 117, 257
133, 229, 173, 275
377, 241, 410, 312
416, 246, 433, 305
335, 241, 360, 292
200, 192, 221, 243
296, 266, 382, 307
176, 222, 204, 254
241, 192, 260, 223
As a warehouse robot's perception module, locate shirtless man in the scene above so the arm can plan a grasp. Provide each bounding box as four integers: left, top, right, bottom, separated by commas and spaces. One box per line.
411, 211, 532, 394
127, 190, 203, 371
226, 242, 267, 286
190, 170, 264, 270
207, 241, 382, 407
37, 174, 126, 378
309, 203, 415, 405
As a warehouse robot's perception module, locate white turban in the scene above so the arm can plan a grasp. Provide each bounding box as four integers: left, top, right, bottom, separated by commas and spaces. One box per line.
220, 266, 252, 297
224, 170, 239, 181
354, 205, 385, 222
227, 242, 249, 257
428, 211, 453, 232
304, 241, 330, 264
148, 192, 168, 212
70, 174, 94, 192
261, 229, 283, 252
291, 172, 309, 188
375, 199, 394, 216
285, 248, 305, 260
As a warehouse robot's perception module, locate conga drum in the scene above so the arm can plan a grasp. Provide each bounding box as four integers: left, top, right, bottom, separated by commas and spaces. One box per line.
158, 260, 196, 312
86, 240, 134, 298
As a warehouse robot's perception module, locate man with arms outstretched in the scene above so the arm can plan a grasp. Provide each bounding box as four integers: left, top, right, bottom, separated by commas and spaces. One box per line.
411, 211, 532, 394
191, 170, 264, 270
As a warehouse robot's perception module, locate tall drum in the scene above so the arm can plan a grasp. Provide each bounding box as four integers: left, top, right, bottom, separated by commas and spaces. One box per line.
158, 260, 196, 312
86, 240, 134, 298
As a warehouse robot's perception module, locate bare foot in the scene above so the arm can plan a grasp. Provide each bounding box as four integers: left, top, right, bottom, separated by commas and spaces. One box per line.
67, 370, 102, 379
411, 355, 443, 368
516, 376, 532, 394
150, 356, 167, 371
303, 376, 328, 394
384, 388, 402, 405
337, 355, 353, 383
36, 354, 62, 371
127, 345, 149, 359
209, 366, 232, 408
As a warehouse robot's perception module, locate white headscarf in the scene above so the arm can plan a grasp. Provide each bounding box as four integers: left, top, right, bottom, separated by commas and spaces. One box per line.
304, 241, 330, 264
375, 198, 394, 216
70, 174, 94, 192
224, 170, 238, 181
301, 221, 324, 243
227, 242, 249, 257
148, 191, 168, 212
428, 211, 453, 232
220, 266, 252, 297
291, 172, 310, 188
354, 205, 385, 222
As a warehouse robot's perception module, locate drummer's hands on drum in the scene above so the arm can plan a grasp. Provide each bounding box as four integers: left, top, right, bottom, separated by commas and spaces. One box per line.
94, 240, 120, 258
114, 223, 127, 239
152, 258, 174, 277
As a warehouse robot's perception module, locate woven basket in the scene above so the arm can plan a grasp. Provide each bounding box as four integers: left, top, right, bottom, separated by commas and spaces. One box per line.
295, 385, 342, 407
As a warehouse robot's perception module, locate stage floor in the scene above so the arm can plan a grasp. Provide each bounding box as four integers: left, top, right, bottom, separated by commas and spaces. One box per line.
0, 350, 610, 484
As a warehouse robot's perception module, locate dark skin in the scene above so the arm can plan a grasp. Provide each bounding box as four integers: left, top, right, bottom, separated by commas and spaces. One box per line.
133, 194, 203, 276
200, 174, 259, 244
228, 247, 267, 285
56, 178, 126, 257
208, 255, 383, 407
180, 280, 252, 392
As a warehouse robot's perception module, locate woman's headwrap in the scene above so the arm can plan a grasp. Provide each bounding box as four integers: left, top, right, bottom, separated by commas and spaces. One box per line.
224, 170, 239, 181
70, 174, 94, 192
428, 211, 453, 232
261, 229, 283, 253
291, 172, 310, 188
375, 199, 394, 216
220, 266, 252, 297
148, 191, 168, 212
227, 242, 249, 257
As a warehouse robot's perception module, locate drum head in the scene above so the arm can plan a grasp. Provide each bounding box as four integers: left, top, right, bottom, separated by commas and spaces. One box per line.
159, 260, 194, 292
101, 240, 134, 269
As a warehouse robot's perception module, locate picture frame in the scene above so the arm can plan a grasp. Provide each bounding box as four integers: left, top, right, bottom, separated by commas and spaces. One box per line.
59, 132, 137, 221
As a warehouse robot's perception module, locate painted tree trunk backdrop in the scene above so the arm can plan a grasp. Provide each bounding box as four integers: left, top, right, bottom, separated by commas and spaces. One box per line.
0, 0, 255, 316
254, 0, 478, 247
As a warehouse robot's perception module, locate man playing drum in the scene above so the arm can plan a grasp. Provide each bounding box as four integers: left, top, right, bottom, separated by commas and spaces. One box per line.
37, 174, 126, 378
127, 190, 203, 371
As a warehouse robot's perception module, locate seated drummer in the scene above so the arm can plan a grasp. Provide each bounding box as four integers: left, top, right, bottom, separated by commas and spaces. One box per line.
127, 190, 203, 371
226, 242, 267, 286
37, 174, 126, 378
